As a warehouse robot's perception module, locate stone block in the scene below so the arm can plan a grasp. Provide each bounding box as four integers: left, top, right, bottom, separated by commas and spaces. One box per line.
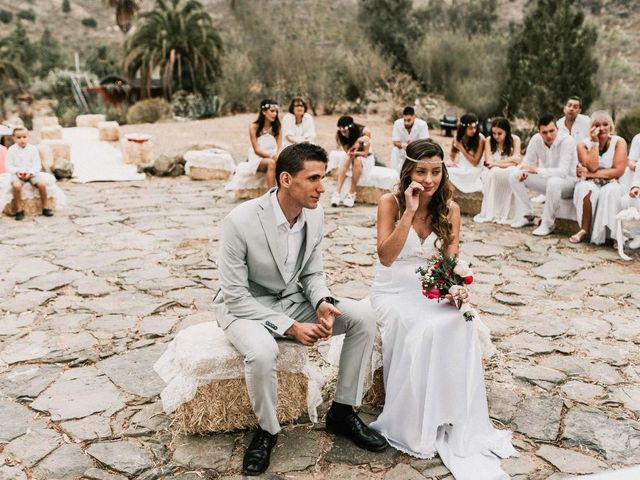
76, 114, 106, 128
98, 121, 121, 142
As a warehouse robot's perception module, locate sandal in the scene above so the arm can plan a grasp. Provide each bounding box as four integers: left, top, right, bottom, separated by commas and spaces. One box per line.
569, 229, 588, 244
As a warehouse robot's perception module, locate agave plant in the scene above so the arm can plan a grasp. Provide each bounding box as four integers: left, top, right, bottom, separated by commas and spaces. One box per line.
124, 0, 223, 97
103, 0, 140, 33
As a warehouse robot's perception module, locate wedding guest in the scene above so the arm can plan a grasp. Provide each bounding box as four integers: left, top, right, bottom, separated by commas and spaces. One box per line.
247, 99, 282, 189
370, 139, 515, 478
621, 132, 639, 189
390, 106, 429, 172
557, 96, 590, 142
508, 114, 577, 235
474, 117, 522, 224
281, 97, 316, 148
330, 116, 374, 208
7, 127, 54, 220
0, 142, 7, 174
620, 165, 640, 250
447, 113, 485, 193
571, 111, 627, 244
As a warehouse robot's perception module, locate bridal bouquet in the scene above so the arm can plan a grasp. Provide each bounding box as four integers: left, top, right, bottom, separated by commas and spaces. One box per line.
416, 252, 477, 321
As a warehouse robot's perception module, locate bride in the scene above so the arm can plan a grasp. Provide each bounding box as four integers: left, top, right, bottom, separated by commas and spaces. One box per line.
369, 139, 516, 479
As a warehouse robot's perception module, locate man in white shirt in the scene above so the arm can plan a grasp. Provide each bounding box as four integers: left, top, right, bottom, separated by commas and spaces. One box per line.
7, 126, 53, 220
390, 106, 429, 172
557, 96, 590, 142
508, 114, 577, 235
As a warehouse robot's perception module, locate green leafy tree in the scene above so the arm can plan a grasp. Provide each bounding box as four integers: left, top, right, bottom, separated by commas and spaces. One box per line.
85, 44, 123, 78
1, 21, 37, 76
103, 0, 140, 33
38, 28, 66, 78
0, 42, 27, 118
502, 0, 599, 119
124, 0, 223, 97
413, 0, 497, 37
62, 0, 71, 13
357, 0, 420, 73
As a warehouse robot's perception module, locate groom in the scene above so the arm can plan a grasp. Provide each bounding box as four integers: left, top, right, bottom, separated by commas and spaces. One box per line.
214, 143, 387, 476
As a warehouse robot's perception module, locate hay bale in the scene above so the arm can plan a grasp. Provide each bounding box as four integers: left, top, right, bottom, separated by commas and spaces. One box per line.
234, 186, 269, 200
42, 140, 71, 166
3, 197, 56, 217
453, 189, 483, 216
76, 114, 106, 128
355, 186, 386, 205
32, 116, 59, 131
173, 372, 308, 434
188, 166, 232, 181
555, 218, 580, 236
122, 134, 153, 165
98, 121, 121, 142
39, 126, 63, 140
36, 144, 54, 172
363, 367, 385, 407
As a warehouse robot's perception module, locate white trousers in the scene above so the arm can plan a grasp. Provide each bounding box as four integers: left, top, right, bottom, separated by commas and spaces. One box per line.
573, 180, 624, 244
224, 297, 376, 434
508, 170, 575, 228
390, 147, 404, 173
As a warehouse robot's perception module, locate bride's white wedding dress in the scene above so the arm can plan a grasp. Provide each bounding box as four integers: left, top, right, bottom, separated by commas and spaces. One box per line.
369, 229, 516, 480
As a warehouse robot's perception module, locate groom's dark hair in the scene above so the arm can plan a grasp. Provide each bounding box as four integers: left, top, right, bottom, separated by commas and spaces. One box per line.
275, 143, 328, 187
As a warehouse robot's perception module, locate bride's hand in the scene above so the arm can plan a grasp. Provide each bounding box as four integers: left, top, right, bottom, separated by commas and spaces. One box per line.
404, 181, 423, 213
446, 286, 470, 305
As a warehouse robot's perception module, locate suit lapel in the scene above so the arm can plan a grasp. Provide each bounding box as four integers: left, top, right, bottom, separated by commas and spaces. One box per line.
257, 192, 287, 283
301, 208, 317, 268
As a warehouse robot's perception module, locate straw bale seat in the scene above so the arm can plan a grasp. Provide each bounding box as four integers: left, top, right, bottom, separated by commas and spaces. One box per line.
36, 144, 54, 172
32, 116, 59, 131
98, 121, 121, 142
1, 173, 64, 217
184, 148, 235, 181
39, 126, 63, 140
154, 322, 322, 434
225, 162, 269, 200
42, 140, 71, 164
76, 114, 106, 129
453, 189, 483, 216
335, 165, 399, 206
122, 133, 153, 165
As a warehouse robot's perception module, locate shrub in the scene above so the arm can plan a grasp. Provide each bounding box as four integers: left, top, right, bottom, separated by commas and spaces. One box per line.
171, 90, 221, 119
106, 105, 129, 125
616, 109, 640, 144
31, 69, 99, 117
60, 106, 81, 128
0, 9, 12, 23
81, 17, 97, 28
62, 0, 71, 13
17, 9, 36, 22
126, 98, 172, 124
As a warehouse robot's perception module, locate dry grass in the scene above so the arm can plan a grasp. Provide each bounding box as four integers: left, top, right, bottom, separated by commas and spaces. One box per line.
363, 367, 385, 407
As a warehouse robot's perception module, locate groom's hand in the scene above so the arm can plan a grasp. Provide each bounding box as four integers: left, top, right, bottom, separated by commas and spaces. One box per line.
285, 322, 323, 346
316, 303, 341, 338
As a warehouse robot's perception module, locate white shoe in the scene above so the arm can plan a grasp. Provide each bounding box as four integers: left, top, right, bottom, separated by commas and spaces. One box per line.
510, 217, 534, 228
532, 224, 554, 236
343, 192, 356, 208
629, 237, 640, 249
330, 192, 341, 207
531, 194, 546, 204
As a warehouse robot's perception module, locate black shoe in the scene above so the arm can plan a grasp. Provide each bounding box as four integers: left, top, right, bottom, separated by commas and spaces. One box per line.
14, 211, 24, 221
325, 409, 388, 452
42, 208, 54, 217
242, 428, 278, 476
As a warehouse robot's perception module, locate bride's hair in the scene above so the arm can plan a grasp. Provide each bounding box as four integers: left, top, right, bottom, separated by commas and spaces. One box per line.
396, 139, 454, 250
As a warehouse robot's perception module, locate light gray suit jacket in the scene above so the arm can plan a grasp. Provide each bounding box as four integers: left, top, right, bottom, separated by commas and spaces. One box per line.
213, 189, 332, 336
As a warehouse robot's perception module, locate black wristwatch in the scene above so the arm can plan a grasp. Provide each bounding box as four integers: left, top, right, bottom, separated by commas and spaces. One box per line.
315, 296, 337, 311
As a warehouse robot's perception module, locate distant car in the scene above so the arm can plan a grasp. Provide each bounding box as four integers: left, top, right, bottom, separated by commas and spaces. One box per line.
440, 113, 457, 137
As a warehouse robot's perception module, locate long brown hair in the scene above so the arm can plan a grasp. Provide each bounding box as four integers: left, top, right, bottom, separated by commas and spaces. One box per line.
396, 139, 454, 250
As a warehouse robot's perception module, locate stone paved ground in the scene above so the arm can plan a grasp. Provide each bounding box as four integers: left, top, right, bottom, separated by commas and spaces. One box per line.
1, 177, 639, 480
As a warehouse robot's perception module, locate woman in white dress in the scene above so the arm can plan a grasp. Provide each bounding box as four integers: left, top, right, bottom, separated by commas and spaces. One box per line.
281, 97, 316, 148
370, 139, 515, 480
247, 99, 282, 189
448, 114, 485, 193
571, 111, 627, 244
474, 117, 522, 224
330, 116, 374, 208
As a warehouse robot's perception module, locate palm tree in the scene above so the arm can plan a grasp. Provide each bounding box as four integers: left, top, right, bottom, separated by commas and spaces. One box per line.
103, 0, 140, 33
124, 0, 223, 98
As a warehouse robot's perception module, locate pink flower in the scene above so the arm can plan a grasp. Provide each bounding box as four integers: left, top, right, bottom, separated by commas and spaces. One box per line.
424, 288, 441, 299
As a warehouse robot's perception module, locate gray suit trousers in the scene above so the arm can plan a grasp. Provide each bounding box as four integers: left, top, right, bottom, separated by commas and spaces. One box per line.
224, 297, 375, 435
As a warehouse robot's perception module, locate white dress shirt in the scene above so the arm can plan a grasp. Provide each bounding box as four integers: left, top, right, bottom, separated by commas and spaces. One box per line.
6, 143, 41, 176
557, 114, 590, 142
392, 118, 429, 144
522, 132, 577, 179
270, 190, 306, 283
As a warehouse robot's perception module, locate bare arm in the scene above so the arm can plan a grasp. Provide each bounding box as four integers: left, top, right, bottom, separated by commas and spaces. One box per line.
458, 135, 485, 166
444, 202, 461, 257
376, 193, 414, 267
584, 138, 628, 180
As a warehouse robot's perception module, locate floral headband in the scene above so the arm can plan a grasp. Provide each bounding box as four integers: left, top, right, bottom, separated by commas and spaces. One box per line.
262, 103, 278, 110
338, 123, 354, 130
461, 121, 478, 128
